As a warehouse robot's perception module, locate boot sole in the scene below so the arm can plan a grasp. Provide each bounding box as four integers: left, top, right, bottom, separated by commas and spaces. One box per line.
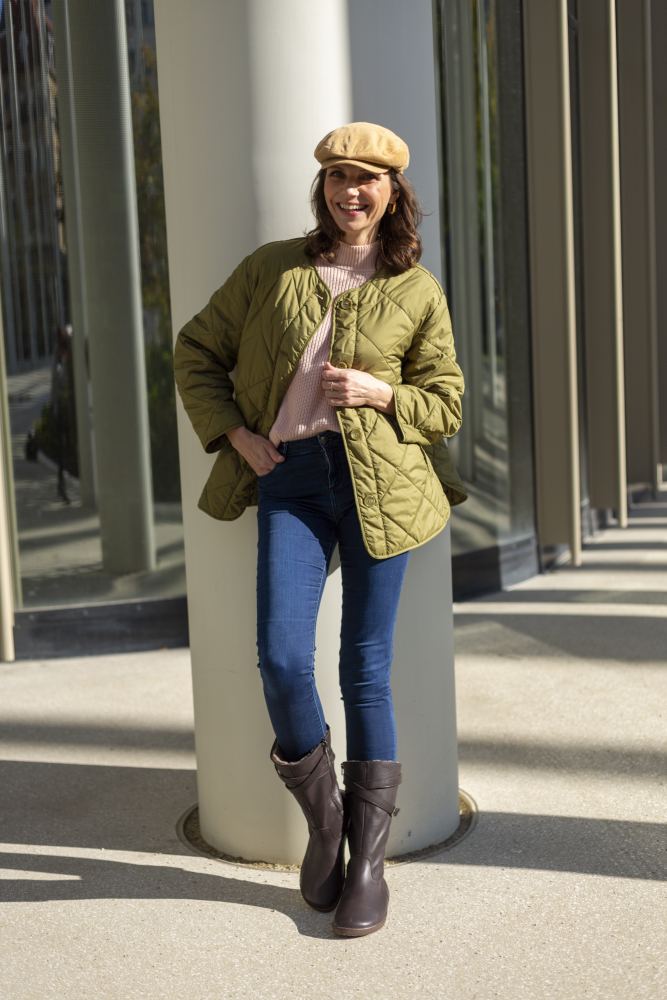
331, 916, 386, 937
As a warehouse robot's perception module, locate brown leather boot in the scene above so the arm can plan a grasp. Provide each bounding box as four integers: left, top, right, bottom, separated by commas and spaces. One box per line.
332, 759, 402, 937
270, 726, 346, 912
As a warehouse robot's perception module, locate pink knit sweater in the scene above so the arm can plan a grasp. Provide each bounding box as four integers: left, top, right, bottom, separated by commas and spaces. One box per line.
268, 240, 380, 446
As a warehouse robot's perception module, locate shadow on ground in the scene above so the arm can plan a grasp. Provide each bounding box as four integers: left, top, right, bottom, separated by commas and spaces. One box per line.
0, 755, 663, 918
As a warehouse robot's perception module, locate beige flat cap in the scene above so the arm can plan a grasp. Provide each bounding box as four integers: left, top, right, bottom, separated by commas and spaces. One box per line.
314, 121, 410, 173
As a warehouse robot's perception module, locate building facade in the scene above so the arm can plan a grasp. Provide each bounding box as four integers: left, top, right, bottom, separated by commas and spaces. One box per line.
0, 0, 665, 660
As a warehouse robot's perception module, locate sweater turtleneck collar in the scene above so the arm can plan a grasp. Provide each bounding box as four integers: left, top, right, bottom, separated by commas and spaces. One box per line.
330, 239, 380, 270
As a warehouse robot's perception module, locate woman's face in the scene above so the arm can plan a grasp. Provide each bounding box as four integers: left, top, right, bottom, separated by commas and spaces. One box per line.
323, 165, 397, 245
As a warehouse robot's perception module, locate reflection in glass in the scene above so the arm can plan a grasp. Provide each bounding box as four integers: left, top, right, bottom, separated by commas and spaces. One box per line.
434, 0, 535, 568
0, 0, 184, 609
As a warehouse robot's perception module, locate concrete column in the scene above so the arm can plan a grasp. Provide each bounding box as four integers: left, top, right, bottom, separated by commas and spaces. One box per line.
578, 0, 627, 524
617, 0, 660, 493
522, 0, 581, 561
51, 0, 97, 509
346, 0, 461, 848
66, 0, 155, 572
156, 0, 461, 863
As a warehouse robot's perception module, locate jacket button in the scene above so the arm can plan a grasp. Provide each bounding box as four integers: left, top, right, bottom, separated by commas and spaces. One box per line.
349, 429, 360, 441
338, 297, 350, 308
337, 361, 349, 369
363, 494, 378, 507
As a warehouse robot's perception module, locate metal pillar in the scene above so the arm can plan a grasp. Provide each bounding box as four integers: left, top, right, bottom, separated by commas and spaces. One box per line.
649, 0, 667, 470
522, 0, 581, 561
578, 0, 627, 524
616, 0, 660, 494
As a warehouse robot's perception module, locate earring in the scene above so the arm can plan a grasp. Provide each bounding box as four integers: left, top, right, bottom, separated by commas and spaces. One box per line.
388, 202, 397, 216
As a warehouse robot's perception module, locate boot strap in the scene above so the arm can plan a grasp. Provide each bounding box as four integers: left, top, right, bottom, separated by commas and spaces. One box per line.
346, 780, 400, 817
275, 741, 332, 792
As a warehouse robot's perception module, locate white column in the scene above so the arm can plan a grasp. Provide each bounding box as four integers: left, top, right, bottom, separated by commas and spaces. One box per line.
156, 0, 461, 862
346, 0, 462, 852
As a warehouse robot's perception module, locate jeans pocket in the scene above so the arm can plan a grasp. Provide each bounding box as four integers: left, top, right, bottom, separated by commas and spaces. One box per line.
258, 452, 287, 481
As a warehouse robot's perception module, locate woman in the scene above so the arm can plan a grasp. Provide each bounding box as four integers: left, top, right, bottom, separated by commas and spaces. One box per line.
174, 122, 466, 937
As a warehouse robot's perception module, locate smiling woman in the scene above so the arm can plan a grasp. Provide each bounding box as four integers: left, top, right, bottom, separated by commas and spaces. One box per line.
307, 123, 424, 273
323, 165, 397, 244
173, 120, 465, 939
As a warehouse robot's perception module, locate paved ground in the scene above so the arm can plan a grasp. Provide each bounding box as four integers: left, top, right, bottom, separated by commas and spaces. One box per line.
0, 489, 665, 999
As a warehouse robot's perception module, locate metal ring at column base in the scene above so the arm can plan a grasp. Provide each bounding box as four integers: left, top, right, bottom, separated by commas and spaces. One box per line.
175, 788, 478, 871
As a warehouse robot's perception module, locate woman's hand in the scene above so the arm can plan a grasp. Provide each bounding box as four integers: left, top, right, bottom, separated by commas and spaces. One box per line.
226, 426, 285, 476
321, 361, 395, 414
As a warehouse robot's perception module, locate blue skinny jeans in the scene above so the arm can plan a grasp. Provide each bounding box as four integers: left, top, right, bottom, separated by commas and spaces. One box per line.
256, 430, 410, 763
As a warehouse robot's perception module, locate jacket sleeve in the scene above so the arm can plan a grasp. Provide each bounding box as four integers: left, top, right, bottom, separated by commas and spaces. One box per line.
173, 255, 254, 454
391, 289, 464, 446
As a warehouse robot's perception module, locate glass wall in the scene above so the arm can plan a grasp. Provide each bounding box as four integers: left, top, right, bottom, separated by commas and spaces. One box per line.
433, 0, 538, 595
0, 0, 184, 619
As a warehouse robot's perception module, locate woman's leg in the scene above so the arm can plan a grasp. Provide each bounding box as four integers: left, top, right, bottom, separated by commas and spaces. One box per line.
337, 510, 410, 762
333, 505, 409, 936
256, 469, 338, 762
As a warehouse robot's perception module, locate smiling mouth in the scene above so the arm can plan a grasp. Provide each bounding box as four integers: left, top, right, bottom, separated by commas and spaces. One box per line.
337, 203, 367, 213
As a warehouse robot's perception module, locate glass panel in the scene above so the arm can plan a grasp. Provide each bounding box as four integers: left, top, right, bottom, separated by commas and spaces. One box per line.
434, 0, 536, 562
0, 0, 184, 609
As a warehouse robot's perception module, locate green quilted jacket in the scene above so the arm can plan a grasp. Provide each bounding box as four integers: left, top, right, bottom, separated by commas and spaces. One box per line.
173, 236, 467, 559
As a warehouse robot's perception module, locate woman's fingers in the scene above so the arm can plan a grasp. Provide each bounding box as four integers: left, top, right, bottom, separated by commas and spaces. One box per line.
264, 440, 284, 462
236, 432, 284, 476
256, 438, 284, 474
321, 363, 379, 407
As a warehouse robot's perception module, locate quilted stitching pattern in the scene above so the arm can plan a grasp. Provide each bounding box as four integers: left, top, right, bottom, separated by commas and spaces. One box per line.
347, 409, 448, 556
174, 237, 466, 560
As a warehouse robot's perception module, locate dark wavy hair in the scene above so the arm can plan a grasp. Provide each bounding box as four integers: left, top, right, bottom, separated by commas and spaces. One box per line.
304, 168, 423, 275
